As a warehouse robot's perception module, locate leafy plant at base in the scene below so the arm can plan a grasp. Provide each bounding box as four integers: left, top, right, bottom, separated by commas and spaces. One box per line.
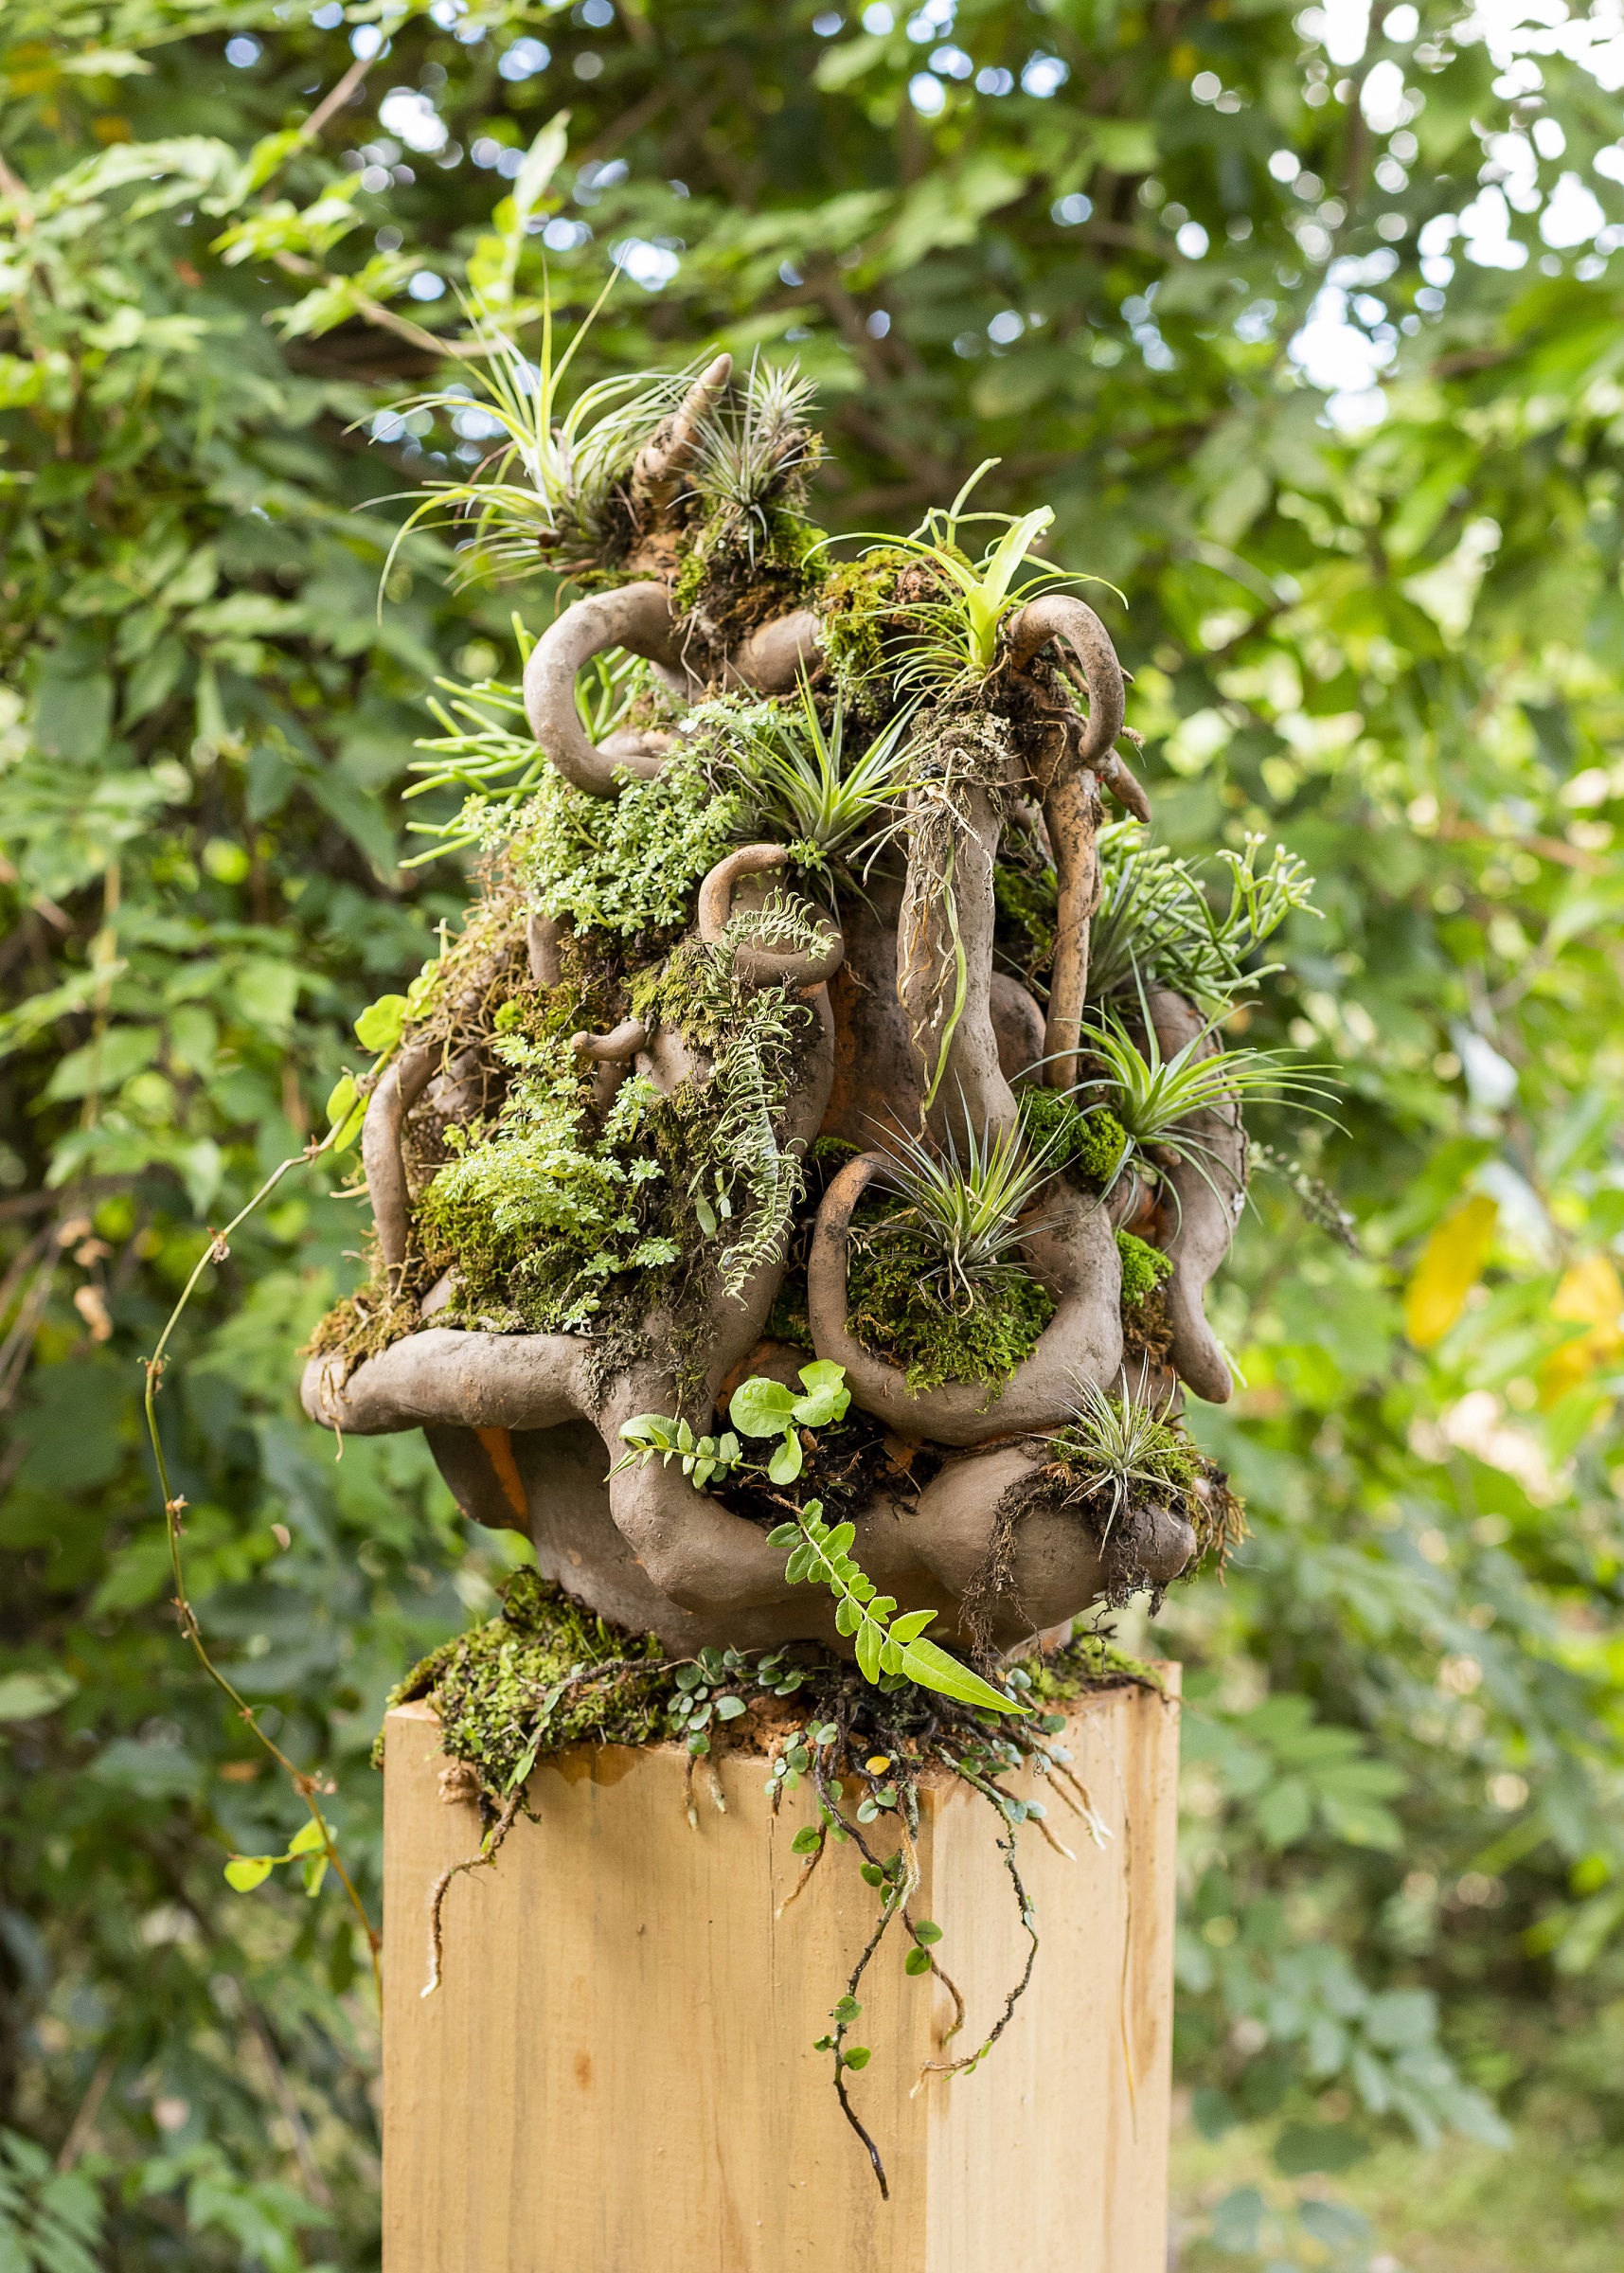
764, 1501, 1023, 1714
616, 1364, 1025, 1715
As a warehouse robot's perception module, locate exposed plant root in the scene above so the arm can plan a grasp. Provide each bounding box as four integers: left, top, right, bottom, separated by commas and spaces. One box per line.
422, 1787, 524, 1998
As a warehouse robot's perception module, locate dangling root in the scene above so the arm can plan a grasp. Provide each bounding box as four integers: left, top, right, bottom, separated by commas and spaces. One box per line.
422, 1787, 524, 1997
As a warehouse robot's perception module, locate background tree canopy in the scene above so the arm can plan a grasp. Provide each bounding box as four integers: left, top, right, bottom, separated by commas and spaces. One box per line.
3, 1, 1623, 2265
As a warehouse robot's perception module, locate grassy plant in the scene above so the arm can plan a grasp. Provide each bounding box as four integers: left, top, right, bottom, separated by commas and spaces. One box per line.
716, 681, 919, 873
867, 1115, 1061, 1313
1045, 1376, 1196, 1539
401, 635, 650, 864
380, 280, 689, 583
1075, 1003, 1338, 1205
1088, 824, 1319, 1010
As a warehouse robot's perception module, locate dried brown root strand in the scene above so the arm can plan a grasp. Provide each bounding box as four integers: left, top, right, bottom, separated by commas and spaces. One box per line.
422, 1786, 524, 1997
896, 779, 1019, 1153
915, 1783, 1039, 2085
1041, 768, 1101, 1091
696, 842, 844, 987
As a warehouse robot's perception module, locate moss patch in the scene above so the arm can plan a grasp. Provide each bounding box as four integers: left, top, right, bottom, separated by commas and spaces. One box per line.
1017, 1086, 1128, 1187
1116, 1226, 1173, 1308
845, 1205, 1054, 1392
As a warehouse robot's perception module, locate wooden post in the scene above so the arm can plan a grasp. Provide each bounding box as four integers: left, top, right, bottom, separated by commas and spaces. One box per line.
382, 1671, 1180, 2273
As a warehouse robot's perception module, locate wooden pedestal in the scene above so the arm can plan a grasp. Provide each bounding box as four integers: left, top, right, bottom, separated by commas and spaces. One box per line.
381, 1671, 1180, 2273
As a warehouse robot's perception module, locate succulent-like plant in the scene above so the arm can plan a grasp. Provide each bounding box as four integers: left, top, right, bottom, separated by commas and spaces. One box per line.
1087, 825, 1319, 1010
1075, 1000, 1337, 1206
718, 681, 919, 874
382, 282, 690, 582
866, 1113, 1062, 1314
1046, 1375, 1194, 1539
690, 353, 819, 543
824, 460, 1098, 690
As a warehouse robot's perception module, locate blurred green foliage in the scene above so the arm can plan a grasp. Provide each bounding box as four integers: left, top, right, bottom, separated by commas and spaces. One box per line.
3, 2, 1623, 2266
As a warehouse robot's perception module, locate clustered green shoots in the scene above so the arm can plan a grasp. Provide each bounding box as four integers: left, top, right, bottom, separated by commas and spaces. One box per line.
716, 679, 919, 875
1087, 824, 1319, 1011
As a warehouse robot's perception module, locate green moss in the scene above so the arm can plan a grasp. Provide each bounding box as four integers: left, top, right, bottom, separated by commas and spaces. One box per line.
814, 546, 912, 709
1016, 1086, 1128, 1186
846, 1208, 1054, 1392
503, 731, 750, 939
381, 1569, 671, 1791
992, 858, 1058, 981
1012, 1627, 1167, 1699
1116, 1226, 1173, 1308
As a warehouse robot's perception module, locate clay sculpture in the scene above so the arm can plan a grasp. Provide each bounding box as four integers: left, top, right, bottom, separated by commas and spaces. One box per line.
303, 344, 1318, 1672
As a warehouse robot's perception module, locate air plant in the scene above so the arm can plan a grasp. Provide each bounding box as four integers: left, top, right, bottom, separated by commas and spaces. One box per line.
690, 354, 819, 550
1046, 1375, 1193, 1540
817, 459, 1100, 691
865, 1113, 1063, 1314
717, 679, 920, 874
400, 636, 649, 866
1073, 998, 1338, 1208
1087, 825, 1319, 1010
379, 279, 692, 584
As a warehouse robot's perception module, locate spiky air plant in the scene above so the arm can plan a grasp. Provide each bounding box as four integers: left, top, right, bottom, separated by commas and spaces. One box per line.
380, 280, 691, 583
1074, 1001, 1338, 1208
1086, 825, 1319, 1010
1046, 1375, 1193, 1540
866, 1113, 1062, 1314
716, 680, 920, 876
689, 354, 819, 550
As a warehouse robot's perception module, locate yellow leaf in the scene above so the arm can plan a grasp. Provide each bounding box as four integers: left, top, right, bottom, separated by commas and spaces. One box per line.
1539, 1254, 1624, 1405
1403, 1195, 1497, 1348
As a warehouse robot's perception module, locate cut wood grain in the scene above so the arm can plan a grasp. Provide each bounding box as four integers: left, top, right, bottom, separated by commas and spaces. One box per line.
382, 1669, 1179, 2273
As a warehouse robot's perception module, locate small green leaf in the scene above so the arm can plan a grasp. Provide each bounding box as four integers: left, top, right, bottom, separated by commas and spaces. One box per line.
842, 2046, 872, 2070
854, 1620, 883, 1684
687, 1731, 710, 1756
887, 1608, 936, 1648
224, 1856, 276, 1892
898, 1636, 1028, 1715
912, 1920, 943, 1945
904, 1946, 933, 1976
286, 1818, 326, 1858
715, 1695, 746, 1721
354, 993, 407, 1054
324, 1074, 365, 1151
791, 1825, 823, 1854
860, 1861, 885, 1887
832, 1995, 862, 2022
301, 1852, 329, 1898
765, 1522, 799, 1548
767, 1431, 804, 1484
728, 1374, 800, 1438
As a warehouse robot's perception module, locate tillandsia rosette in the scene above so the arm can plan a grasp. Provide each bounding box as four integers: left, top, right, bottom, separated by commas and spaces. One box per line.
292, 291, 1328, 2181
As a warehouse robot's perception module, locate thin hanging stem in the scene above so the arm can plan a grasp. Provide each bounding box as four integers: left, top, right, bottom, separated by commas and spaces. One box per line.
140, 1124, 383, 2002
